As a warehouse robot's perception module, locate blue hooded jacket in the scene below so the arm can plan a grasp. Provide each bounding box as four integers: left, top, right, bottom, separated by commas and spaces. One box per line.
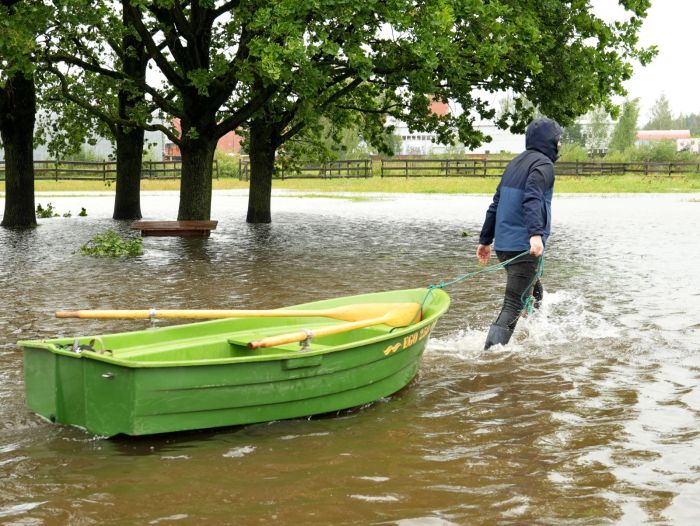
479, 118, 562, 251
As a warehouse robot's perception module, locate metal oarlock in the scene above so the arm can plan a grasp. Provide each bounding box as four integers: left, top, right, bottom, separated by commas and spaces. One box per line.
299, 329, 313, 351
149, 307, 158, 328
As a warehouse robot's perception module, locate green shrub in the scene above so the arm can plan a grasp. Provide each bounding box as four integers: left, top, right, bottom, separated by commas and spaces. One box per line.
630, 141, 677, 162
559, 144, 588, 162
214, 152, 241, 178
79, 229, 143, 257
602, 149, 627, 163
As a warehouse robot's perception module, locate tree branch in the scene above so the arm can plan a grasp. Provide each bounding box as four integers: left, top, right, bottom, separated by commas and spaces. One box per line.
215, 85, 277, 138
124, 3, 188, 90
47, 66, 118, 137
212, 0, 240, 20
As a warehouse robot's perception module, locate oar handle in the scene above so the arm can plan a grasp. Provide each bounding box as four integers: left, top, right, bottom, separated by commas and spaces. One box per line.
56, 311, 81, 318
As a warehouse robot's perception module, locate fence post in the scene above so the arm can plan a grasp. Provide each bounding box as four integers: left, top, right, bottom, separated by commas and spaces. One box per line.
55, 161, 59, 181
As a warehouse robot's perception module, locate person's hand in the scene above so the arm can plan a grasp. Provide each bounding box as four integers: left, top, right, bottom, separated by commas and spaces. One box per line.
476, 244, 492, 264
529, 235, 544, 256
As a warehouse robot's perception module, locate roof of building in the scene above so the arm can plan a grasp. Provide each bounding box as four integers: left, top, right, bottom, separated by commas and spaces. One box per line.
636, 130, 691, 140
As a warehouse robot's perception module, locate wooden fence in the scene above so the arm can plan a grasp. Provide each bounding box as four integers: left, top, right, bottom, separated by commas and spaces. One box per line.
0, 160, 219, 180
380, 158, 508, 177
238, 159, 371, 180
2, 158, 700, 181
380, 158, 700, 177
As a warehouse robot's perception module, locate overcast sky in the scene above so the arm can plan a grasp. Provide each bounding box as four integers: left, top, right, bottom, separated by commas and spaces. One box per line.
592, 0, 698, 122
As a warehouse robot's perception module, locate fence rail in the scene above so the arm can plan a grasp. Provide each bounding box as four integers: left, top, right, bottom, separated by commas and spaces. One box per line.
381, 158, 700, 177
2, 158, 700, 181
0, 160, 218, 180
238, 159, 371, 180
380, 158, 509, 177
556, 161, 700, 176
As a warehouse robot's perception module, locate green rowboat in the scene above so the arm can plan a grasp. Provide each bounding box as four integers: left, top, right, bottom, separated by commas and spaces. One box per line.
19, 288, 450, 436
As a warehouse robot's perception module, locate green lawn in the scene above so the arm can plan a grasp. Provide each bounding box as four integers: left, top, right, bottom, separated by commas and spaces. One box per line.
2, 175, 700, 195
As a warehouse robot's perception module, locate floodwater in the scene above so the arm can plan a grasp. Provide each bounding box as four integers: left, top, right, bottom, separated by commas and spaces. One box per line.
1, 191, 699, 525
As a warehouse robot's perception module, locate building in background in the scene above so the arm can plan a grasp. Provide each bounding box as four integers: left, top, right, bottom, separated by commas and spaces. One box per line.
676, 137, 700, 153
0, 129, 168, 162
163, 120, 242, 160
389, 100, 524, 155
635, 130, 694, 153
636, 130, 690, 144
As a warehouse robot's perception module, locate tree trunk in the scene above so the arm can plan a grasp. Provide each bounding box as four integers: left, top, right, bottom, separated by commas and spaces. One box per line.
0, 72, 36, 228
113, 0, 147, 220
246, 118, 277, 223
112, 128, 144, 219
177, 137, 216, 220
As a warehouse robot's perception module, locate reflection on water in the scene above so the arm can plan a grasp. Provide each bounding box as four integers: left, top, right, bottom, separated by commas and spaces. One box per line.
1, 192, 699, 524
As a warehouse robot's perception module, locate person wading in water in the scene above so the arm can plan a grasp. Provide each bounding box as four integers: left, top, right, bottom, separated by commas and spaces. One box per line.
476, 118, 562, 349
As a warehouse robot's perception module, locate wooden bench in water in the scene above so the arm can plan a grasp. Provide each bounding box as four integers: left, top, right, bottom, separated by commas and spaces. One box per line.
131, 220, 218, 237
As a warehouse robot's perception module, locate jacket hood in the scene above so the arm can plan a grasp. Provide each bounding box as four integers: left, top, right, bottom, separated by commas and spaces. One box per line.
525, 118, 562, 162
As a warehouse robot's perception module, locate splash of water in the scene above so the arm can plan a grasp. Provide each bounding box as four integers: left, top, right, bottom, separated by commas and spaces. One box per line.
428, 289, 623, 359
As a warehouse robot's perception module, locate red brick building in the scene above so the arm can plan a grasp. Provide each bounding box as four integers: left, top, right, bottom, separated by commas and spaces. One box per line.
163, 119, 243, 160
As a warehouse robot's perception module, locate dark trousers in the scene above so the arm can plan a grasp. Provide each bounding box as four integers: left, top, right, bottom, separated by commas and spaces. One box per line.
494, 251, 543, 331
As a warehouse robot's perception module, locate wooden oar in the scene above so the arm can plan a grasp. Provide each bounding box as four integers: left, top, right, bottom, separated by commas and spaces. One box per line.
247, 303, 422, 349
55, 302, 422, 323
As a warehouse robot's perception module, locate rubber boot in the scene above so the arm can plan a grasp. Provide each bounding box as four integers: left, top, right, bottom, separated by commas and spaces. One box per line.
484, 324, 513, 350
532, 279, 543, 310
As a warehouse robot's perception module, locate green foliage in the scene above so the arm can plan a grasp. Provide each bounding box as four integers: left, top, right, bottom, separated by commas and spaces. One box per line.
608, 99, 640, 152
561, 123, 586, 147
629, 141, 678, 162
214, 152, 241, 179
603, 149, 628, 163
644, 94, 675, 130
36, 203, 59, 218
79, 229, 143, 258
0, 2, 52, 84
65, 147, 103, 162
603, 142, 699, 163
5, 0, 657, 223
559, 144, 589, 162
673, 113, 700, 136
36, 202, 89, 218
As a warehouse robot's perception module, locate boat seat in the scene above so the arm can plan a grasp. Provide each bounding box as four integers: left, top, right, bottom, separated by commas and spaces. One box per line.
227, 337, 332, 355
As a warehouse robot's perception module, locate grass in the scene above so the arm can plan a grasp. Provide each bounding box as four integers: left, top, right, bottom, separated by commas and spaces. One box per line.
2, 175, 700, 195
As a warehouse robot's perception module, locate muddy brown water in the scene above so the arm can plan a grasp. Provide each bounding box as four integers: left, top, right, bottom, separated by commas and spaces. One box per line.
1, 192, 699, 525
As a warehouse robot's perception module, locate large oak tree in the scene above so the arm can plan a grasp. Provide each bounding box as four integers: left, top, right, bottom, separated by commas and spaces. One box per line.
241, 0, 655, 222
44, 0, 151, 219
0, 0, 50, 227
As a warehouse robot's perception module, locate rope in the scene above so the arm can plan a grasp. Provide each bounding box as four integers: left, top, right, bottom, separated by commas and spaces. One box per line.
416, 250, 545, 320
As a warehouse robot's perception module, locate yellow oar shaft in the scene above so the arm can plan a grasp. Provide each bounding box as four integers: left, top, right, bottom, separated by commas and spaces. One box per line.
55, 302, 422, 323
247, 313, 392, 350
56, 309, 340, 320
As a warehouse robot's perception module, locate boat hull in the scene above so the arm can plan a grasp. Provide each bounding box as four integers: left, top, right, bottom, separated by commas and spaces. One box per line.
21, 288, 449, 436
